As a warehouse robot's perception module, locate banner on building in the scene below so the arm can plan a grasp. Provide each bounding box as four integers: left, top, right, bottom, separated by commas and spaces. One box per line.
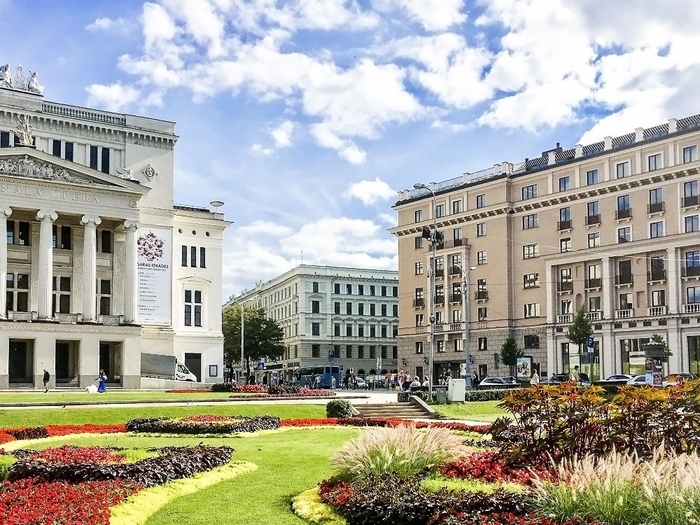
516, 356, 533, 380
136, 227, 172, 325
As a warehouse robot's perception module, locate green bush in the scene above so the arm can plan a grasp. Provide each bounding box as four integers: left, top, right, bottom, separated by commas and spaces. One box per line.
0, 454, 15, 480
464, 389, 516, 402
325, 400, 353, 419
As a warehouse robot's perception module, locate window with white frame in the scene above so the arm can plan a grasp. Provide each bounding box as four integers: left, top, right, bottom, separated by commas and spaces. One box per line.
476, 223, 486, 237
415, 341, 424, 354
414, 261, 423, 275
558, 176, 570, 192
435, 204, 445, 218
523, 273, 539, 289
651, 290, 666, 307
414, 209, 422, 222
453, 339, 463, 352
647, 153, 662, 171
522, 213, 538, 229
560, 238, 571, 253
184, 289, 203, 327
476, 194, 486, 208
452, 200, 462, 214
617, 226, 631, 243
687, 286, 700, 304
415, 313, 424, 326
477, 250, 487, 264
683, 145, 698, 164
588, 232, 600, 248
522, 243, 539, 259
6, 221, 30, 246
685, 215, 699, 233
437, 340, 445, 353
453, 228, 462, 242
523, 303, 540, 318
477, 307, 487, 321
5, 272, 29, 312
414, 236, 423, 249
522, 184, 537, 200
311, 322, 320, 336
586, 169, 599, 185
616, 161, 630, 178
589, 296, 601, 311
560, 299, 572, 315
98, 279, 111, 315
52, 276, 71, 314
619, 293, 632, 310
478, 337, 487, 351
649, 221, 664, 239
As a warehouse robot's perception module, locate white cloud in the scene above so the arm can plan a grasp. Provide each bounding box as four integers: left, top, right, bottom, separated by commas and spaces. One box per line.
376, 0, 467, 31
85, 17, 128, 33
252, 121, 295, 155
378, 212, 397, 226
346, 178, 396, 205
236, 220, 295, 237
85, 83, 141, 112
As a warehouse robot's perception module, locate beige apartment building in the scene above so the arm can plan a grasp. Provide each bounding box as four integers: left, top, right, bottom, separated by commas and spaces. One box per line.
392, 114, 700, 383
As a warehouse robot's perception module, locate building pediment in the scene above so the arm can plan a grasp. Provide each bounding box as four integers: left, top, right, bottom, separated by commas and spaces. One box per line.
0, 147, 147, 195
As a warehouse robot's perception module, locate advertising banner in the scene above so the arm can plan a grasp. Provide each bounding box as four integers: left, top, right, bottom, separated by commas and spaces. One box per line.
516, 356, 533, 380
136, 227, 172, 325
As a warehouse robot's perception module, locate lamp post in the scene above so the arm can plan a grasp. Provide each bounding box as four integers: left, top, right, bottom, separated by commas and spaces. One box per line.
414, 182, 437, 401
461, 264, 476, 388
240, 304, 246, 383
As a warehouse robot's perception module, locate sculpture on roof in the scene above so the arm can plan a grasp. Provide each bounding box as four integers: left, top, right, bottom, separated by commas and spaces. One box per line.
14, 115, 34, 147
116, 167, 136, 180
13, 65, 26, 90
0, 64, 11, 88
27, 71, 43, 95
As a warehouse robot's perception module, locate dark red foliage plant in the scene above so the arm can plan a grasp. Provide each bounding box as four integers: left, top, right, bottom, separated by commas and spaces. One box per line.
439, 450, 557, 488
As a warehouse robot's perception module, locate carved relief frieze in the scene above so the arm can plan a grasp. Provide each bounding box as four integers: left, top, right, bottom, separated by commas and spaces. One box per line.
0, 155, 102, 185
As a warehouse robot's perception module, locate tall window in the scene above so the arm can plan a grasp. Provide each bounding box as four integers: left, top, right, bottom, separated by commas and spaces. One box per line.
647, 153, 662, 171
52, 276, 71, 314
334, 302, 341, 314
684, 181, 699, 207
181, 246, 188, 266
558, 207, 571, 230
184, 290, 203, 327
414, 209, 422, 223
452, 200, 462, 214
190, 246, 197, 267
649, 221, 664, 238
616, 161, 630, 179
435, 204, 445, 218
588, 232, 600, 248
358, 303, 364, 316
683, 145, 698, 164
312, 300, 320, 314
477, 307, 487, 321
477, 250, 487, 265
52, 225, 72, 250
476, 194, 486, 209
346, 284, 352, 295
648, 188, 663, 213
522, 184, 537, 200
6, 273, 29, 312
6, 221, 30, 246
685, 215, 699, 233
99, 231, 112, 254
98, 279, 111, 315
199, 247, 206, 268
415, 341, 424, 354
312, 344, 320, 358
311, 322, 320, 336
415, 261, 423, 275
560, 238, 571, 253
586, 169, 599, 185
558, 176, 570, 192
617, 226, 631, 243
358, 285, 364, 295
476, 223, 486, 237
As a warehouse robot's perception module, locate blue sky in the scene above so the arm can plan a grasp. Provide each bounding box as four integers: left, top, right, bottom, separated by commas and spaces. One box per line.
5, 0, 700, 299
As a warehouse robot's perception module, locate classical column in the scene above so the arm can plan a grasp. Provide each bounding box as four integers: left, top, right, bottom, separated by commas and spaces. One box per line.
124, 221, 139, 323
667, 246, 679, 315
81, 215, 101, 322
0, 208, 11, 319
36, 210, 57, 319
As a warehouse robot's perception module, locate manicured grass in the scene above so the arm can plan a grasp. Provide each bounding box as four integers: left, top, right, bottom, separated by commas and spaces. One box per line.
0, 391, 239, 405
0, 404, 326, 428
431, 400, 506, 422
31, 428, 359, 525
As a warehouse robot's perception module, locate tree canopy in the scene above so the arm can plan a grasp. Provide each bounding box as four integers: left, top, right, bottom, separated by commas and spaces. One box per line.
222, 304, 284, 374
566, 306, 593, 352
500, 336, 523, 374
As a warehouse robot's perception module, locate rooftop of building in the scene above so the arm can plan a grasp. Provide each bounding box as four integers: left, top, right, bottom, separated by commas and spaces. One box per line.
396, 112, 700, 205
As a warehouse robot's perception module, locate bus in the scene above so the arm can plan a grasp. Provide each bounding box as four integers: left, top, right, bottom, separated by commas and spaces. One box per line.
297, 365, 341, 389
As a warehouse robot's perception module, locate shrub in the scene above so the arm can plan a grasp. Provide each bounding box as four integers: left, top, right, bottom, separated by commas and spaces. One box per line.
330, 424, 470, 482
268, 384, 300, 396
125, 415, 280, 434
464, 389, 517, 402
326, 400, 353, 419
210, 383, 236, 392
440, 450, 557, 488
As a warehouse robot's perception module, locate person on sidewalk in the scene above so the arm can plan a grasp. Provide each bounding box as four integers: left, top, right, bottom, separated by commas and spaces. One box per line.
569, 365, 580, 383
530, 370, 540, 386
42, 369, 50, 393
97, 369, 108, 393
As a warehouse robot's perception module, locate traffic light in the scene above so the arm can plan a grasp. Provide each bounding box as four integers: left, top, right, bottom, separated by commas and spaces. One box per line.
421, 228, 432, 240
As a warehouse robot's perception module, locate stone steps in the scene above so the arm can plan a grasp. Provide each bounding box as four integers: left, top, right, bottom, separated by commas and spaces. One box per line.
353, 401, 434, 420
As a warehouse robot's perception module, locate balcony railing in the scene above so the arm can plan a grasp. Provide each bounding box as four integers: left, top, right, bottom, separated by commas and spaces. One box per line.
412, 298, 425, 307
615, 274, 633, 285
647, 306, 668, 316
449, 266, 462, 276
448, 322, 465, 332
557, 281, 573, 292
682, 266, 700, 278
585, 278, 602, 289
615, 208, 632, 220
615, 309, 634, 319
557, 219, 572, 231
648, 270, 666, 282
557, 313, 573, 323
474, 290, 489, 300
585, 311, 602, 321
683, 195, 700, 207
585, 214, 601, 225
647, 202, 665, 214
683, 303, 700, 314
449, 293, 462, 303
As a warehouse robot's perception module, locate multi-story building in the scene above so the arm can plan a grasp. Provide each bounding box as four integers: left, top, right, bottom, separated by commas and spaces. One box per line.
392, 113, 700, 383
0, 66, 229, 389
228, 264, 399, 381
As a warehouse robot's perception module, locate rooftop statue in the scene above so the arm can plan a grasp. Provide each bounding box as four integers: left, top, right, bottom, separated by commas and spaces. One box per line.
0, 64, 11, 88
14, 115, 34, 146
27, 71, 43, 95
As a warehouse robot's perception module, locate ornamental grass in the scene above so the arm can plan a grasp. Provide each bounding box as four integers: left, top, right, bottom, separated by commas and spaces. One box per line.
330, 423, 470, 482
535, 446, 700, 525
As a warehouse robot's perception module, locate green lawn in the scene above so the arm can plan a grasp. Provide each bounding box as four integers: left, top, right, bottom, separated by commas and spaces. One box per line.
0, 391, 245, 406
432, 400, 507, 422
23, 428, 359, 525
0, 404, 326, 428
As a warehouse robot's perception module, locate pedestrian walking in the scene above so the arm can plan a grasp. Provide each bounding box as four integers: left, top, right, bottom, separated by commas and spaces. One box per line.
42, 369, 50, 393
96, 369, 107, 393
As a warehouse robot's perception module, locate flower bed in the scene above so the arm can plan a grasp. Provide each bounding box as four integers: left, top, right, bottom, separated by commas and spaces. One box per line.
125, 415, 281, 434
281, 417, 491, 433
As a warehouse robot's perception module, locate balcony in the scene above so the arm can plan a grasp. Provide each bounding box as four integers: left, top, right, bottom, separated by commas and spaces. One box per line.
615, 208, 632, 220
683, 195, 700, 208
412, 298, 425, 307
647, 270, 666, 282
474, 290, 489, 301
683, 303, 700, 314
647, 202, 665, 214
585, 278, 602, 289
557, 219, 572, 231
557, 281, 573, 292
435, 296, 445, 305
615, 309, 634, 319
682, 266, 700, 278
585, 311, 602, 321
449, 293, 462, 303
448, 322, 465, 332
647, 306, 668, 316
449, 266, 462, 276
557, 313, 573, 323
585, 214, 601, 226
615, 274, 633, 286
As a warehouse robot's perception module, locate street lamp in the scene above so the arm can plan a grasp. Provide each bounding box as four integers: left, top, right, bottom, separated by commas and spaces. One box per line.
461, 264, 476, 388
414, 182, 437, 401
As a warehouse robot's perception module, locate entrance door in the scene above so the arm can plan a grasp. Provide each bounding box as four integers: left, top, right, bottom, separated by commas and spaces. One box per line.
55, 341, 79, 384
99, 342, 123, 384
185, 353, 202, 382
478, 364, 488, 380
9, 340, 33, 383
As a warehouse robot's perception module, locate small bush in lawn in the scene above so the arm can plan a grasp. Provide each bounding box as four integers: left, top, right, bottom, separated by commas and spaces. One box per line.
464, 389, 516, 402
330, 424, 470, 482
535, 446, 700, 525
326, 400, 353, 419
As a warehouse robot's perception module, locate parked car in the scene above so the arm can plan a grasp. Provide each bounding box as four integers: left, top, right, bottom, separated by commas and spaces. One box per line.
476, 377, 518, 389
541, 372, 591, 387
354, 377, 367, 389
599, 374, 633, 382
662, 373, 696, 387
627, 375, 648, 386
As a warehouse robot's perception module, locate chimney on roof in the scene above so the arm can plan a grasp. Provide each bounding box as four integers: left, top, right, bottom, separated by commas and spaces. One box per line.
604, 136, 612, 151
635, 127, 644, 143
575, 144, 583, 158
669, 118, 677, 134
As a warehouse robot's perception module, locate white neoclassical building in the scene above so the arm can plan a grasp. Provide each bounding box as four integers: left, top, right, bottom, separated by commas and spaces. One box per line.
0, 67, 229, 389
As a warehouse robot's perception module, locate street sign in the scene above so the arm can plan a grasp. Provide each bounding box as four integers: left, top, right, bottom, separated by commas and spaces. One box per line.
257, 362, 265, 371
586, 336, 594, 353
